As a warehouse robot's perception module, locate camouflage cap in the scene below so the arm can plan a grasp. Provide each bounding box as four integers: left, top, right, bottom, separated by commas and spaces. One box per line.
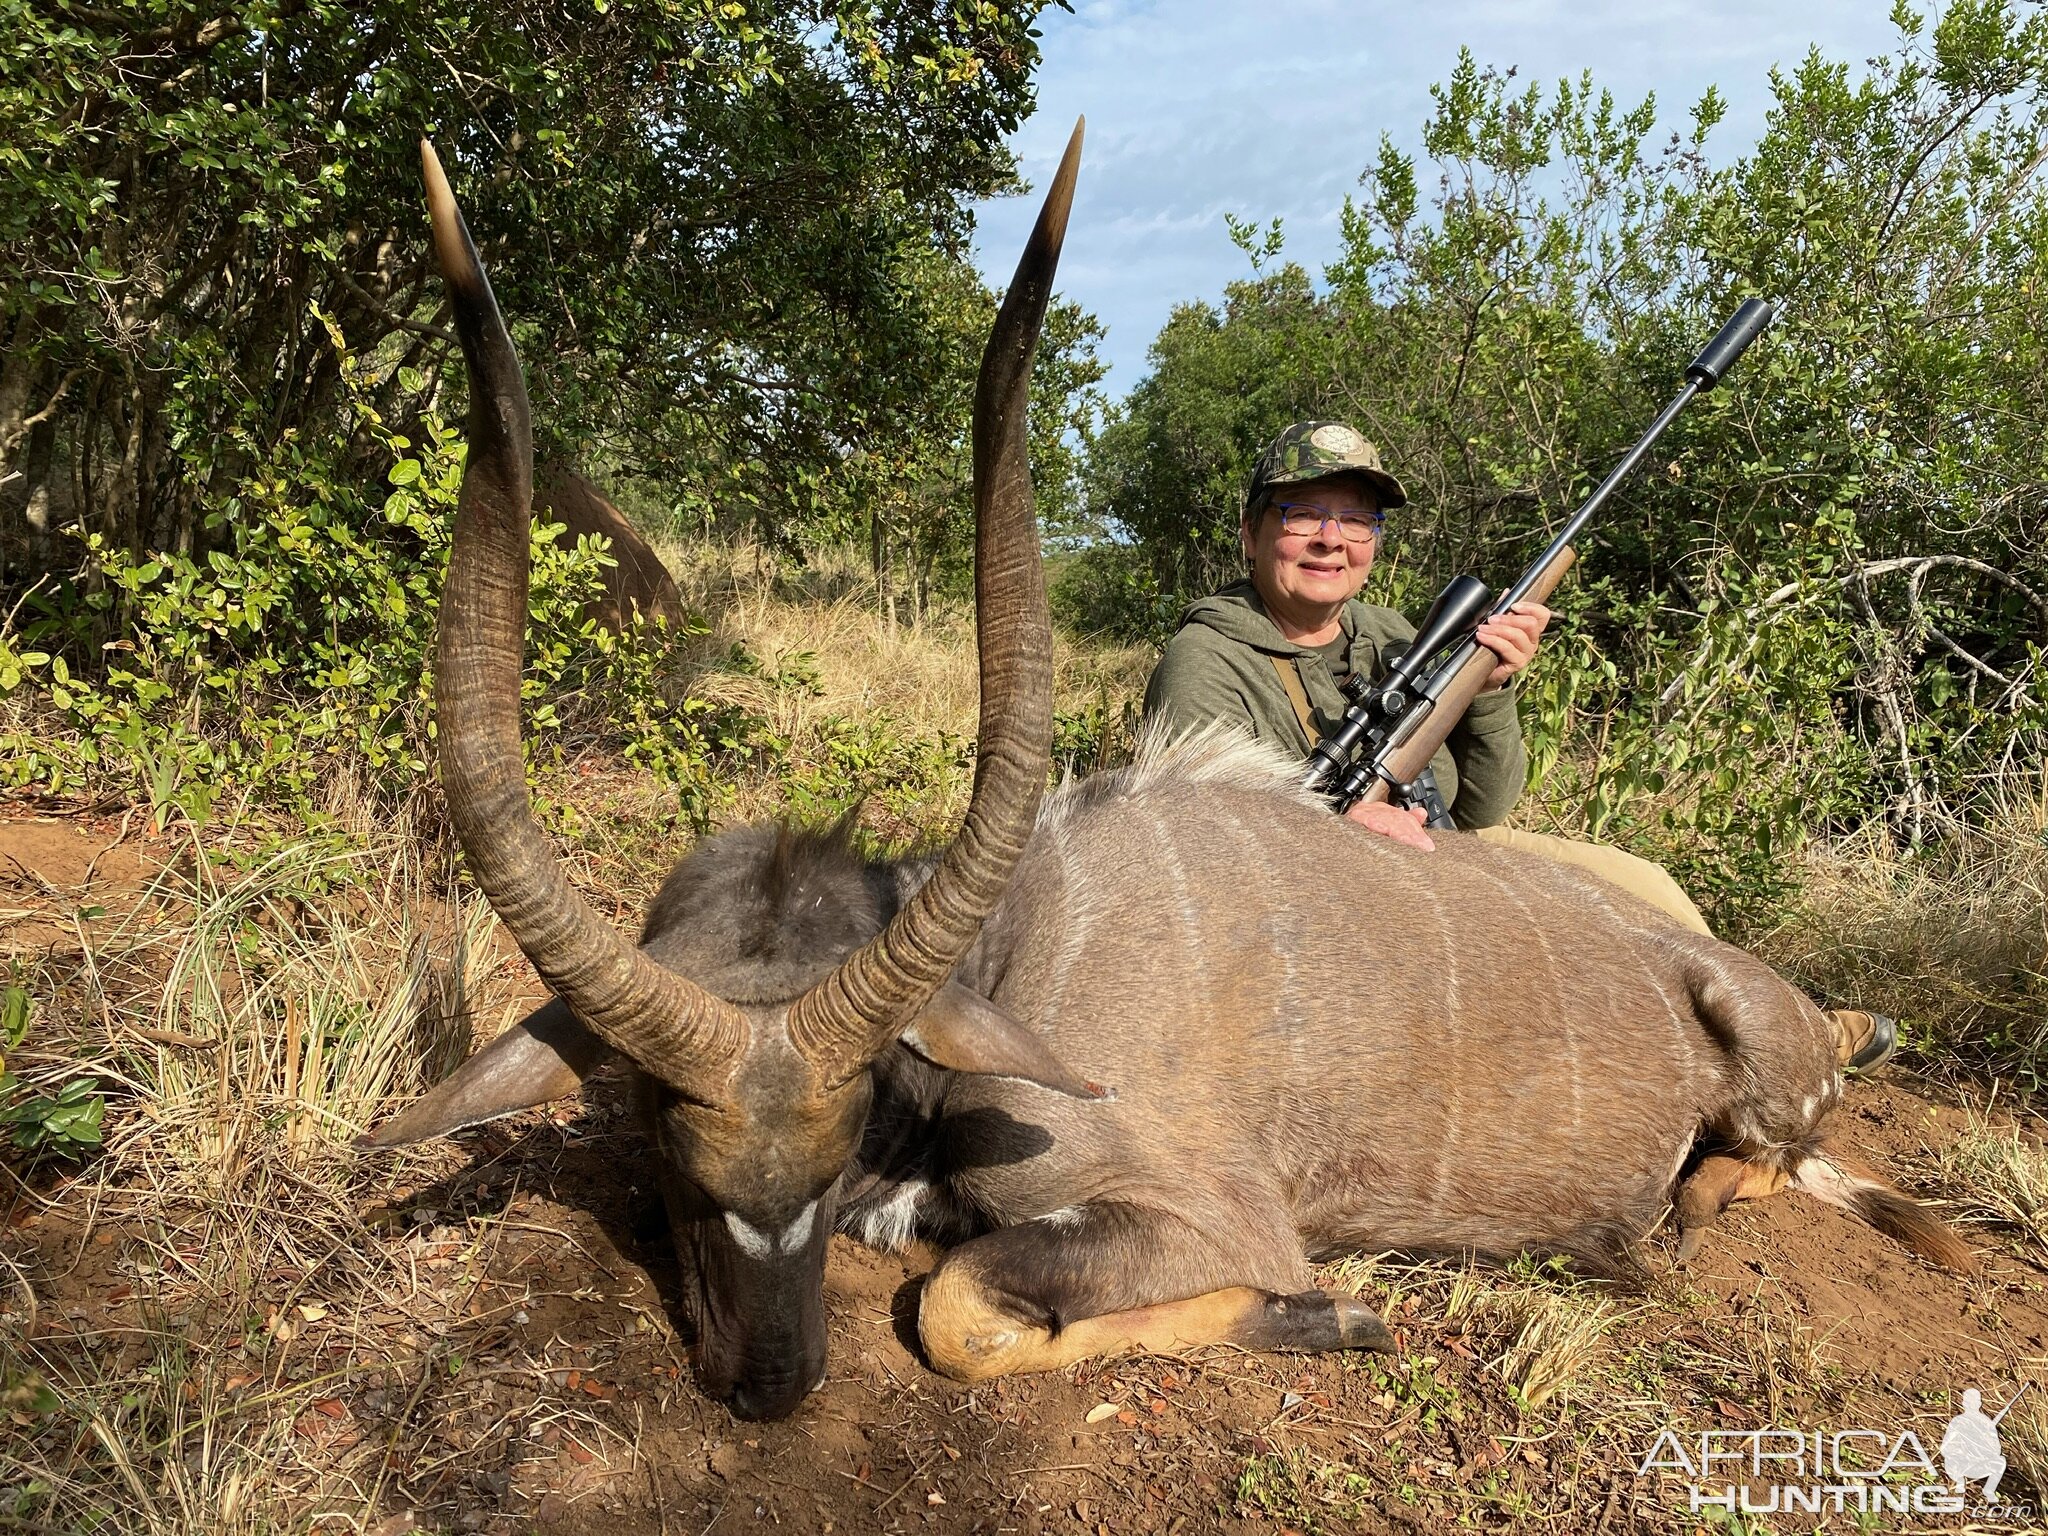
1245, 421, 1408, 513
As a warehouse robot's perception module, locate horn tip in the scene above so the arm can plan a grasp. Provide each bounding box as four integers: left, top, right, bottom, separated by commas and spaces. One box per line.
420, 138, 450, 207
1033, 118, 1084, 254
420, 141, 481, 293
1056, 118, 1084, 181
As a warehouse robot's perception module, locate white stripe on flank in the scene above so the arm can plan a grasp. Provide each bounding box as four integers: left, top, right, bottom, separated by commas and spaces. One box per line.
1638, 960, 1694, 1062
1141, 805, 1206, 996
1418, 875, 1463, 1209
1489, 865, 1580, 1138
1563, 875, 1696, 1073
1042, 837, 1086, 1027
1209, 808, 1290, 1013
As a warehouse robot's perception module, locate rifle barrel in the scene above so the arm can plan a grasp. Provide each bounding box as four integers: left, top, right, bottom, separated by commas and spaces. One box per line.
1494, 381, 1696, 616
1494, 299, 1776, 618
1991, 1381, 2031, 1425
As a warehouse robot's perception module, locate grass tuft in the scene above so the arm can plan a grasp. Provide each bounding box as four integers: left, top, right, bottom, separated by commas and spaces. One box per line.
1929, 1109, 2048, 1257
1343, 1257, 1624, 1412
1753, 775, 2048, 1079
1, 817, 525, 1533
1496, 1292, 1618, 1410
2003, 1387, 2048, 1499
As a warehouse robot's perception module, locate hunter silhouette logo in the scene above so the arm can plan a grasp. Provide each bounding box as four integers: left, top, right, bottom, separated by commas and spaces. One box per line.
1639, 1383, 2037, 1520
1941, 1385, 2026, 1504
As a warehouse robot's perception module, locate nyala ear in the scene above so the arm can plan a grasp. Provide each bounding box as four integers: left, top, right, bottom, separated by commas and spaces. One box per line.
826, 798, 867, 845
901, 983, 1113, 1100
357, 996, 613, 1147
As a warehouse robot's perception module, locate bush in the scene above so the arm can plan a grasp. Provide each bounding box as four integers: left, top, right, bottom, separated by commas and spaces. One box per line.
1049, 542, 1183, 646
0, 321, 754, 827
0, 984, 101, 1161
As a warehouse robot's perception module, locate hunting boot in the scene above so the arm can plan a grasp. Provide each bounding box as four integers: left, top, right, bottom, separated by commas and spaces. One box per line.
1825, 1010, 1898, 1073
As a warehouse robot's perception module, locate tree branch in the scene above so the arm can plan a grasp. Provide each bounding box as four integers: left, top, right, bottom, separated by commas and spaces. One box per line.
335, 270, 456, 346
0, 367, 84, 463
1654, 553, 2048, 716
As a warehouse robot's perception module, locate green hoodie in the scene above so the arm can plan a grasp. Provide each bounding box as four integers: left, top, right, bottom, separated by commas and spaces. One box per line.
1142, 579, 1527, 829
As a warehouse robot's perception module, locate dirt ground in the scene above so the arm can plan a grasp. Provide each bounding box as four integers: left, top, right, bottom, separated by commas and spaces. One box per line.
4, 804, 2046, 1534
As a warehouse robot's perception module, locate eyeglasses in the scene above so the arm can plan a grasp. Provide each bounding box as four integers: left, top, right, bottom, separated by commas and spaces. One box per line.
1270, 502, 1385, 542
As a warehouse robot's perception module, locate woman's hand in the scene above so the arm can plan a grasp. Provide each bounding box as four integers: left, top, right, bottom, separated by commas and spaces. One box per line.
1475, 601, 1552, 689
1343, 798, 1434, 850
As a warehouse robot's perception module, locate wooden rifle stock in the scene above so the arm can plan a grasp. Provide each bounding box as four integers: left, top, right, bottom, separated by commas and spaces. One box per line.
1357, 547, 1577, 808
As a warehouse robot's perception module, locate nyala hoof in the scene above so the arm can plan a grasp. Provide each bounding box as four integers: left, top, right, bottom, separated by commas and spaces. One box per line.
1243, 1290, 1393, 1354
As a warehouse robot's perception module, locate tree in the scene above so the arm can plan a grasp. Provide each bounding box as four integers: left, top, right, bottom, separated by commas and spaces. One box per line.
0, 0, 1111, 817
1084, 260, 1339, 599
0, 0, 1058, 575
815, 246, 1105, 625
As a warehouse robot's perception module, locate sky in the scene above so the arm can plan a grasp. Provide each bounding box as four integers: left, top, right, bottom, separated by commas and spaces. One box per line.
970, 0, 1913, 395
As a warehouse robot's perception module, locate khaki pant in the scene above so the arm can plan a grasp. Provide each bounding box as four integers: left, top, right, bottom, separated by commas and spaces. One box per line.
1473, 825, 1711, 935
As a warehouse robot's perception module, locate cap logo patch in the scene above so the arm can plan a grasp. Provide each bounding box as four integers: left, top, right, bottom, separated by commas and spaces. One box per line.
1309, 424, 1367, 456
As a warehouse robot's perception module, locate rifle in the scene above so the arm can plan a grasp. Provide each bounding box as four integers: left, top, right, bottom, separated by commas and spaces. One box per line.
1991, 1382, 2031, 1426
1301, 299, 1779, 820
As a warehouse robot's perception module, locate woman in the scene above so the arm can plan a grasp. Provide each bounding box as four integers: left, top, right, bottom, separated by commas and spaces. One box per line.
1143, 420, 1895, 1071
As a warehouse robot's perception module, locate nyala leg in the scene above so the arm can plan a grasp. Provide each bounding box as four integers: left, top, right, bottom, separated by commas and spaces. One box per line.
917, 1201, 1391, 1382
1672, 1153, 1793, 1262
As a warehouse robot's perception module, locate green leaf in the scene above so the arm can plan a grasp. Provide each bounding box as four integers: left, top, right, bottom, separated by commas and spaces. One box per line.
1, 987, 29, 1049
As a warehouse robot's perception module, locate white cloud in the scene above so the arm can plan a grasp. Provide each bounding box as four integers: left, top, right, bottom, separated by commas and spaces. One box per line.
973, 0, 1910, 390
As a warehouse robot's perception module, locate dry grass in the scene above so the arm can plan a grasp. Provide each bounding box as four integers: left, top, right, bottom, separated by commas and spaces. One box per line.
1493, 1294, 1620, 1411
1330, 1255, 1627, 1412
140, 848, 485, 1184
1753, 772, 2048, 1075
1928, 1107, 2048, 1257
0, 815, 527, 1534
1440, 1265, 1625, 1411
535, 536, 1151, 877
2003, 1387, 2048, 1499
548, 539, 1151, 904
663, 536, 1150, 751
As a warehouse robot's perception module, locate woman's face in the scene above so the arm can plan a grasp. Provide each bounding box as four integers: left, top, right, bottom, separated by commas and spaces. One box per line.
1241, 474, 1380, 632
